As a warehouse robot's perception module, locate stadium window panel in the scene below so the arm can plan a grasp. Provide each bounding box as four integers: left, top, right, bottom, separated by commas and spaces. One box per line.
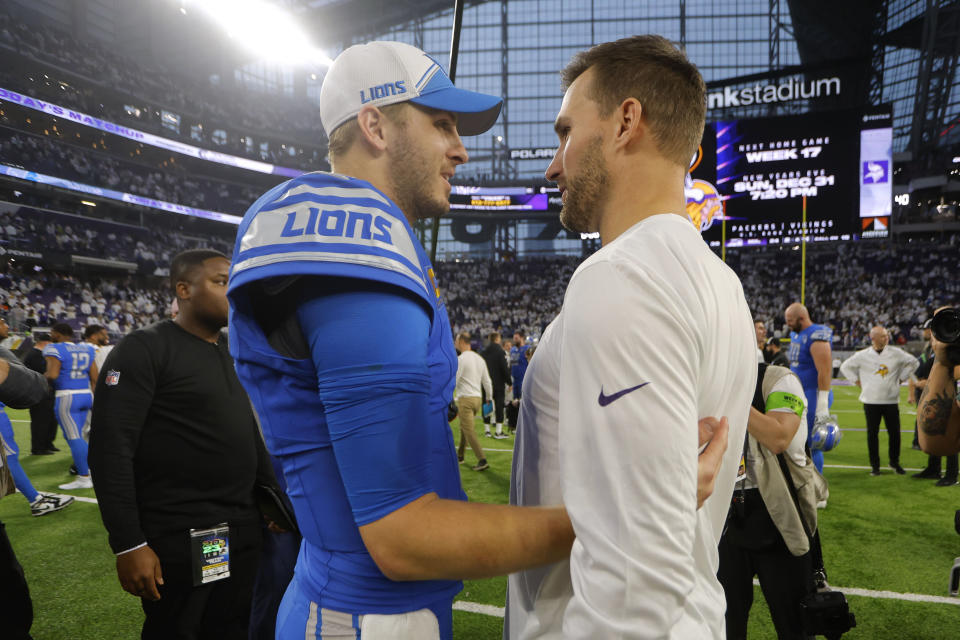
160, 110, 180, 135
561, 0, 594, 22
190, 125, 203, 142
213, 129, 227, 146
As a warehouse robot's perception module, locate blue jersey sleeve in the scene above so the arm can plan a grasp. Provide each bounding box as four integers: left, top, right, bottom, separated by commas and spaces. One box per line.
296, 278, 435, 526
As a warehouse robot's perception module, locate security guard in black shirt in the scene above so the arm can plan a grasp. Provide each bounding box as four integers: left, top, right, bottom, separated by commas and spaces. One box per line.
89, 249, 278, 640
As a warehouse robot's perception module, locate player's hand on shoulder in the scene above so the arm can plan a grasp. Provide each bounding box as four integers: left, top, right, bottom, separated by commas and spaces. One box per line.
697, 416, 729, 509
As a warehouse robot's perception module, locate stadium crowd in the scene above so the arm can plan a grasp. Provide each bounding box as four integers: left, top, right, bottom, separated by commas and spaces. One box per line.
0, 267, 171, 337
436, 257, 579, 339
437, 237, 958, 348
0, 130, 266, 214
740, 237, 959, 347
3, 228, 954, 349
0, 205, 234, 271
0, 9, 325, 170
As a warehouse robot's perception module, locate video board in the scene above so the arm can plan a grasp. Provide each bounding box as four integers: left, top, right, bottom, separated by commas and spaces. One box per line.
686, 106, 893, 247
449, 186, 549, 211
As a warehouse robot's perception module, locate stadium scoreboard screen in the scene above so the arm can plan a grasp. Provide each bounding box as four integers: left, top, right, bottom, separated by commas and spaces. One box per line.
687, 106, 893, 247
445, 107, 892, 249
450, 186, 551, 211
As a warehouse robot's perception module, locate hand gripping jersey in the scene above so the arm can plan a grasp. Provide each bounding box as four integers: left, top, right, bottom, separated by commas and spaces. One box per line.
227, 171, 464, 617
787, 323, 832, 391
43, 342, 96, 391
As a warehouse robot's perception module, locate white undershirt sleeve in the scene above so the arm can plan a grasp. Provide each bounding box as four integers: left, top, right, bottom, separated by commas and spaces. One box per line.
558, 260, 700, 638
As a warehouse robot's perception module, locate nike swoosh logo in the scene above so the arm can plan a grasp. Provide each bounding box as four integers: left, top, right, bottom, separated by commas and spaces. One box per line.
598, 382, 650, 406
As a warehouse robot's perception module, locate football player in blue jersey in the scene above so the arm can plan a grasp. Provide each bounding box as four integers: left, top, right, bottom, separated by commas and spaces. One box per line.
228, 41, 730, 640
509, 329, 530, 399
44, 322, 97, 490
784, 303, 834, 474
0, 317, 74, 516
227, 41, 577, 639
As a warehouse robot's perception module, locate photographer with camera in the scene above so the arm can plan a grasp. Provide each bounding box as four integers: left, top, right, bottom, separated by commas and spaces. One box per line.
917, 307, 960, 456
719, 361, 823, 638
912, 319, 958, 484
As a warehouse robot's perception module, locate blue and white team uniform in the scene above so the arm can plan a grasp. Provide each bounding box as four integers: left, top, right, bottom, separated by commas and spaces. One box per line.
43, 341, 96, 475
787, 323, 834, 472
510, 343, 529, 398
0, 401, 41, 503
228, 171, 464, 639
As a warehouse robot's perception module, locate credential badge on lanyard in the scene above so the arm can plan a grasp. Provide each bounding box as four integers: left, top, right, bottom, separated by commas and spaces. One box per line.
190, 523, 230, 586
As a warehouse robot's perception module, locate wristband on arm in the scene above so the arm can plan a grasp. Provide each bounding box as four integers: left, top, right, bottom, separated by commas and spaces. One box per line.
817, 390, 830, 416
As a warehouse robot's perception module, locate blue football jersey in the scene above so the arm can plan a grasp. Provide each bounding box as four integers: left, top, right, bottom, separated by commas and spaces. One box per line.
788, 323, 832, 390
43, 342, 96, 391
227, 171, 462, 614
510, 344, 529, 382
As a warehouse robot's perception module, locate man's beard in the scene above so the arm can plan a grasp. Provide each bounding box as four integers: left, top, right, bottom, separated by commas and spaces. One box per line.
387, 129, 449, 221
559, 135, 609, 234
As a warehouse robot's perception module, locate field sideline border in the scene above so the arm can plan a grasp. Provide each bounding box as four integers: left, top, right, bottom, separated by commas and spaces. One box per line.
453, 580, 960, 619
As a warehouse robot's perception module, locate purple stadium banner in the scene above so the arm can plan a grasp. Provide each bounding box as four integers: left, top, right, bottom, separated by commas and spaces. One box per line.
0, 164, 243, 225
0, 87, 303, 178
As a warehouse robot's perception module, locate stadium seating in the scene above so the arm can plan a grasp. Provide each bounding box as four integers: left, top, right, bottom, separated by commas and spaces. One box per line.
0, 8, 326, 171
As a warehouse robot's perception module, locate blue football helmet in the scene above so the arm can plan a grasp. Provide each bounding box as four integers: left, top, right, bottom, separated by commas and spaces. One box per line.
811, 416, 842, 452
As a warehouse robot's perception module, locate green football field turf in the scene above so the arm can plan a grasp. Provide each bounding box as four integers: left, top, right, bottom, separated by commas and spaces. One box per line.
2, 383, 959, 638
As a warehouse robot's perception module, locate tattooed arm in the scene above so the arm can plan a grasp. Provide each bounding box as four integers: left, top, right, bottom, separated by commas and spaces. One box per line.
917, 337, 960, 456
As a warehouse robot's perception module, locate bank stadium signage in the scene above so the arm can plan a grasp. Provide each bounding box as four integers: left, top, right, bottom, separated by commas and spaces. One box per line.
707, 77, 841, 110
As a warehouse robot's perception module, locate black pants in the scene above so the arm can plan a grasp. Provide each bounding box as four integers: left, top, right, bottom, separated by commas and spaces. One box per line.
29, 393, 57, 453
141, 522, 261, 640
0, 520, 33, 640
506, 400, 519, 429
482, 385, 507, 424
718, 489, 813, 640
925, 454, 959, 478
864, 403, 901, 469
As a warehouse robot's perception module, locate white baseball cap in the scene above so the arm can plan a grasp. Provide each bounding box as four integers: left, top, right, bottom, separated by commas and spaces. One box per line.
319, 40, 503, 138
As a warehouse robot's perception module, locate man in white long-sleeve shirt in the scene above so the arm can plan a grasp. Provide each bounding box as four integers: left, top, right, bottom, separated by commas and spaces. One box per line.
455, 332, 494, 471
839, 325, 919, 475
505, 35, 756, 639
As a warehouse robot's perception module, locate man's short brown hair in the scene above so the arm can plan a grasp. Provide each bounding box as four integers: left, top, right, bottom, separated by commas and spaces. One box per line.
327, 102, 411, 164
561, 35, 706, 167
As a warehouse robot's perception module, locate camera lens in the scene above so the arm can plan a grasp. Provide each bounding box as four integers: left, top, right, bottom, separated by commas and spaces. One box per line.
931, 308, 960, 344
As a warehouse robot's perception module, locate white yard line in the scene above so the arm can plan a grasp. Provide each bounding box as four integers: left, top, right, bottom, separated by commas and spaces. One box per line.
454, 582, 960, 619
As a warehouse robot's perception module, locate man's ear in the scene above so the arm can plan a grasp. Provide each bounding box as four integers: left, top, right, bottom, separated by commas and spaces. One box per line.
356, 106, 389, 153
175, 281, 191, 302
613, 97, 644, 150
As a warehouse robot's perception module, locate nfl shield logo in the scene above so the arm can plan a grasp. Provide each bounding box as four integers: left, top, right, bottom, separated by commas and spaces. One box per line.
105, 370, 120, 386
